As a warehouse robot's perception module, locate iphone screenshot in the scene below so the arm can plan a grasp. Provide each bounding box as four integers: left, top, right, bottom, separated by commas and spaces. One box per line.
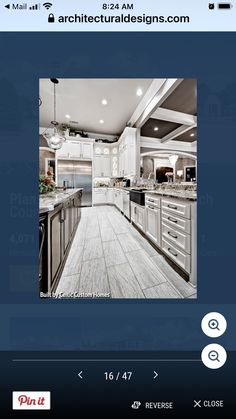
0, 0, 235, 415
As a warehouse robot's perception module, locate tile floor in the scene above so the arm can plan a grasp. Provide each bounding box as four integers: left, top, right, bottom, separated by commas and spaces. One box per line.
56, 205, 197, 299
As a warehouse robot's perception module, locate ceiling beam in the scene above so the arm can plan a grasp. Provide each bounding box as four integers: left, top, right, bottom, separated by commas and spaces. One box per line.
128, 78, 183, 128
152, 107, 197, 126
140, 136, 197, 153
141, 150, 197, 160
161, 123, 196, 143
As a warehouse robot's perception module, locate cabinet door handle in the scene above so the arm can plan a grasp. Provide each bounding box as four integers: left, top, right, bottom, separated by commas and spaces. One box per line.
148, 199, 154, 203
168, 231, 178, 239
148, 205, 155, 210
168, 216, 178, 223
167, 204, 178, 210
39, 222, 45, 262
60, 209, 65, 222
168, 247, 178, 257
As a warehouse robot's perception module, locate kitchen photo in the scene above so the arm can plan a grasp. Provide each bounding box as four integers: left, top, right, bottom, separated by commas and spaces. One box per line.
39, 78, 197, 299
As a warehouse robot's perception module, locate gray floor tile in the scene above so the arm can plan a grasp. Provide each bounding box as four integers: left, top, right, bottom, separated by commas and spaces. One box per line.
56, 273, 80, 295
63, 245, 84, 276
107, 263, 145, 298
79, 257, 110, 296
100, 227, 117, 242
103, 240, 127, 267
143, 282, 182, 299
127, 249, 167, 289
117, 233, 142, 253
151, 254, 194, 298
83, 237, 104, 261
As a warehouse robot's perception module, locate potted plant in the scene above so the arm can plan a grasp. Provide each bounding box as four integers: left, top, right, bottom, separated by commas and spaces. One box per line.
39, 171, 56, 194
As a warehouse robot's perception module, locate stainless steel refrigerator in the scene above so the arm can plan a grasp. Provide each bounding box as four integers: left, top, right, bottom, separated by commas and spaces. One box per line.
57, 159, 92, 207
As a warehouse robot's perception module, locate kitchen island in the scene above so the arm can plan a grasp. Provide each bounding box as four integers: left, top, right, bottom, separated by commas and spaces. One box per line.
39, 189, 83, 294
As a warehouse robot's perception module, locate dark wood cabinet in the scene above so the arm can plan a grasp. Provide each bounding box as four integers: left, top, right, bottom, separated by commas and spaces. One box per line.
39, 190, 82, 294
39, 214, 47, 293
50, 207, 63, 287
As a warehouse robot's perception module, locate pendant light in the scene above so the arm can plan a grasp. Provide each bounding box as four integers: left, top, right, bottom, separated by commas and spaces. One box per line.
169, 154, 179, 166
43, 78, 65, 150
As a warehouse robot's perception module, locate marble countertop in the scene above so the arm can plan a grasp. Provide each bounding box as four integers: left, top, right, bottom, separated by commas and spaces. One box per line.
145, 184, 197, 201
93, 185, 197, 200
39, 188, 83, 214
145, 190, 196, 201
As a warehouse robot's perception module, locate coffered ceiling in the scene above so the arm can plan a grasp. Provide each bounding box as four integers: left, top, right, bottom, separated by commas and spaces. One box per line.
141, 118, 181, 139
140, 78, 197, 146
174, 126, 197, 143
161, 79, 197, 115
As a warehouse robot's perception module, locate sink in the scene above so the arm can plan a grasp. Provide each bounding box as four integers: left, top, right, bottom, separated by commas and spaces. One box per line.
130, 189, 146, 206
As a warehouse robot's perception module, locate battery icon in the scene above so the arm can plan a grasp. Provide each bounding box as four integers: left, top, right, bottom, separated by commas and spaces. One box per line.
218, 3, 233, 8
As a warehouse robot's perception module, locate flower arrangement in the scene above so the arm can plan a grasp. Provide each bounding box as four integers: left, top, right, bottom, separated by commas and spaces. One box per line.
165, 171, 174, 183
39, 171, 56, 194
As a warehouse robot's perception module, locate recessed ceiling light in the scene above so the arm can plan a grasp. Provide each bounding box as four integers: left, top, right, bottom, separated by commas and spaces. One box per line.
101, 99, 108, 105
136, 88, 143, 97
65, 114, 71, 119
190, 133, 195, 137
154, 127, 159, 131
99, 119, 104, 124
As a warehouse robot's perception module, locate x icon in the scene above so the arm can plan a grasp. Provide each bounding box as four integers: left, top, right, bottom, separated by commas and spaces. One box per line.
194, 400, 201, 408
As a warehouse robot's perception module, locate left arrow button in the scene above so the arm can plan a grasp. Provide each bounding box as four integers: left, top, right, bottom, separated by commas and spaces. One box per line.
5, 4, 10, 9
77, 371, 83, 379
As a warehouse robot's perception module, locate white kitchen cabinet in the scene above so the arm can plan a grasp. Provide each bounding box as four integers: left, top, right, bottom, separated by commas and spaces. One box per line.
56, 142, 72, 158
127, 141, 135, 176
93, 188, 107, 205
118, 148, 124, 177
93, 155, 103, 177
145, 193, 161, 245
130, 202, 145, 232
94, 146, 102, 155
146, 205, 161, 246
136, 205, 145, 232
103, 155, 111, 177
81, 142, 93, 159
107, 189, 114, 204
113, 189, 123, 211
130, 202, 136, 223
118, 127, 137, 177
93, 155, 110, 177
114, 189, 119, 208
92, 127, 137, 178
111, 156, 118, 177
162, 237, 190, 273
161, 196, 196, 284
117, 190, 123, 212
56, 141, 93, 160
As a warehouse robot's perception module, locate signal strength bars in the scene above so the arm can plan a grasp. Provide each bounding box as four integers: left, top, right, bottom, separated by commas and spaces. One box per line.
29, 3, 40, 9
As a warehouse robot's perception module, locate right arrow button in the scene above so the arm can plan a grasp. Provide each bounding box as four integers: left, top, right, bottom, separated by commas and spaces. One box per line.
153, 371, 159, 379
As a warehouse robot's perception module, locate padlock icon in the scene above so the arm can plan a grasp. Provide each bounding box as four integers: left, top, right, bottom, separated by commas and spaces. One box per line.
48, 13, 55, 23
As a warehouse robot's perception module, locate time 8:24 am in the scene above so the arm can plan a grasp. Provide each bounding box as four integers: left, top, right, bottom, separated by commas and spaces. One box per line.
102, 3, 134, 10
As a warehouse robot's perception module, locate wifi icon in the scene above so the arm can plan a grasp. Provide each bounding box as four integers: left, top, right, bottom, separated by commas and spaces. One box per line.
43, 2, 52, 9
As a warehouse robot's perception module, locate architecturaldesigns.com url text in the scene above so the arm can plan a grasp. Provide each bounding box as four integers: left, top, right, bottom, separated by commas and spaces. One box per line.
57, 14, 190, 25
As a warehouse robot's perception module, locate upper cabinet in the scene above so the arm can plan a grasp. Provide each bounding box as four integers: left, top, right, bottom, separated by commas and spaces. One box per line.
118, 127, 137, 177
92, 128, 137, 178
93, 155, 111, 177
56, 140, 93, 160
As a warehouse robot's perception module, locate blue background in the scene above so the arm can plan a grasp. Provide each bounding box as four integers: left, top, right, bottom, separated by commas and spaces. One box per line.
0, 32, 235, 351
